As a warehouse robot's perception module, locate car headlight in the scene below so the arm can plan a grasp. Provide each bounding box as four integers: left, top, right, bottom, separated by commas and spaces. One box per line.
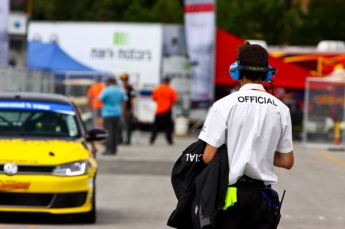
52, 160, 88, 176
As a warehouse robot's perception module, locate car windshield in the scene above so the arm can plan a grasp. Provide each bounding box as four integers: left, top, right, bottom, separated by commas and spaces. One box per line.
0, 101, 80, 137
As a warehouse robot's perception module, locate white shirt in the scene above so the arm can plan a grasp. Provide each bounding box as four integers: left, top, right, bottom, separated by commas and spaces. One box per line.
199, 83, 293, 185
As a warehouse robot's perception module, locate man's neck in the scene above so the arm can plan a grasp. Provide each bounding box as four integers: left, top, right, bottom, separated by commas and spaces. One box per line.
240, 77, 261, 87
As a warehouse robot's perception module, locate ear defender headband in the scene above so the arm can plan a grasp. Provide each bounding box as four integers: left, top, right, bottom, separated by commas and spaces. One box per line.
229, 61, 278, 82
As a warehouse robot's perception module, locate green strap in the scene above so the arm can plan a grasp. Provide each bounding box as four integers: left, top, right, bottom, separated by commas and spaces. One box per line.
223, 187, 237, 210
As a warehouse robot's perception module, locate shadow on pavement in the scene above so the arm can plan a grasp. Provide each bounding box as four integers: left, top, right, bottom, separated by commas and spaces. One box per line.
0, 210, 122, 225
0, 212, 75, 224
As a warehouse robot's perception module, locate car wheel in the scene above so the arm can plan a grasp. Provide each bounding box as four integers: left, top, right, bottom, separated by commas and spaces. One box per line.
74, 180, 96, 224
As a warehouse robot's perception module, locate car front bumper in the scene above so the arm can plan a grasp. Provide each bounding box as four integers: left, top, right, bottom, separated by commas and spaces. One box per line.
0, 174, 94, 214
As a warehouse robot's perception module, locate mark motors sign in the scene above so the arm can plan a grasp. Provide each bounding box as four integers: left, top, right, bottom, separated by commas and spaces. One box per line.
27, 22, 163, 88
91, 32, 152, 61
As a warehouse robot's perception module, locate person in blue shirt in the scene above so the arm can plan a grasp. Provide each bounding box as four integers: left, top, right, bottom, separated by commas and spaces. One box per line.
98, 75, 127, 155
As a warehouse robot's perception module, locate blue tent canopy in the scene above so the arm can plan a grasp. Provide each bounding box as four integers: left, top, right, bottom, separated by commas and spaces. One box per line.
27, 41, 96, 72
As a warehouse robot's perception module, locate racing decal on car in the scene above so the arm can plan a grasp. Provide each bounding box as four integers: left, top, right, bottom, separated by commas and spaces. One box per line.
0, 159, 38, 164
0, 181, 30, 190
3, 162, 18, 175
0, 101, 75, 115
0, 158, 38, 164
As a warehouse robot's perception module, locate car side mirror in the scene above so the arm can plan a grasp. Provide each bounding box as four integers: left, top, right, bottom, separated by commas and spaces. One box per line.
86, 128, 108, 142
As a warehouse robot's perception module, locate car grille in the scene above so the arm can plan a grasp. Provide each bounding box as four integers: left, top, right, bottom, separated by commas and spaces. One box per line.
0, 164, 55, 174
0, 193, 53, 207
0, 192, 87, 208
51, 192, 88, 208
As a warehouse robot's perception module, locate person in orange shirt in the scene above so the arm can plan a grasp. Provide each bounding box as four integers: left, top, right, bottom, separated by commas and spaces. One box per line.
87, 77, 105, 127
150, 76, 178, 145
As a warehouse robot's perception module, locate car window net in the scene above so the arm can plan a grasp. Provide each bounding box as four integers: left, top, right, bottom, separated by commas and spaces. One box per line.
0, 110, 79, 137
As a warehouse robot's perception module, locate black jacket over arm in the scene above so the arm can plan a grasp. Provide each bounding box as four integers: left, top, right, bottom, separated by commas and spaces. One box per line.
167, 140, 229, 229
192, 145, 229, 228
167, 139, 207, 229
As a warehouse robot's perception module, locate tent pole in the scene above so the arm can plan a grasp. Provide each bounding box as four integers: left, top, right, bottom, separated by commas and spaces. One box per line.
66, 72, 70, 97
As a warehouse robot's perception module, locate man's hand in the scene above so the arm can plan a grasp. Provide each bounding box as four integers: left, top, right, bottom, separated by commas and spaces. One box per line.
203, 144, 218, 164
130, 98, 135, 114
122, 102, 127, 118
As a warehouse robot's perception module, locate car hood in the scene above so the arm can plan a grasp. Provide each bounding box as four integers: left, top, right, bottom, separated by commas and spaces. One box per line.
0, 139, 90, 165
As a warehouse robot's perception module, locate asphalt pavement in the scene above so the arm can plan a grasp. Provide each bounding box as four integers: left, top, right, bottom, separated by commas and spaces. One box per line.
0, 130, 344, 229
96, 131, 345, 229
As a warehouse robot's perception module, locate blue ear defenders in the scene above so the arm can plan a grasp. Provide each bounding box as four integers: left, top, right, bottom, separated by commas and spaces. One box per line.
229, 61, 278, 82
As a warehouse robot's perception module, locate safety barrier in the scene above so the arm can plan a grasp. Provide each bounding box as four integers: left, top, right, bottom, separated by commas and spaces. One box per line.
303, 77, 345, 149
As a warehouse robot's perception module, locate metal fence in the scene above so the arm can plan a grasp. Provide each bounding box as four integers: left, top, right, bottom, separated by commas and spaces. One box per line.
0, 67, 55, 93
0, 68, 103, 129
303, 77, 345, 149
0, 68, 102, 113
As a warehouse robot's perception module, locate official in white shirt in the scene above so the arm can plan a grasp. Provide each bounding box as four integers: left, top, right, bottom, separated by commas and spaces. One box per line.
199, 42, 294, 229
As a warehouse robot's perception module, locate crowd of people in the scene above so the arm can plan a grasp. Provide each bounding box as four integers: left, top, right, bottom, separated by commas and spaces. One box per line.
86, 73, 178, 155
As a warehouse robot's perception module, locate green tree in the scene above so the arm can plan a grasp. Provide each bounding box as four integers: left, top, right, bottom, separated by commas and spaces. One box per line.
83, 0, 140, 22
216, 0, 303, 45
29, 0, 345, 45
292, 0, 345, 45
31, 0, 183, 23
122, 0, 183, 23
31, 0, 140, 21
121, 1, 151, 23
149, 0, 183, 23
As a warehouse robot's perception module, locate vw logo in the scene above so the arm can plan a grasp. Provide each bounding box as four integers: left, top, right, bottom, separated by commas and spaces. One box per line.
3, 162, 18, 175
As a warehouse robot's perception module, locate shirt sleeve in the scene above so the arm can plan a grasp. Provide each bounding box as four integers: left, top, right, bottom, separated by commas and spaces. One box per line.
151, 89, 157, 101
86, 86, 93, 98
276, 108, 294, 153
172, 89, 178, 102
129, 87, 136, 98
98, 88, 106, 101
198, 104, 227, 148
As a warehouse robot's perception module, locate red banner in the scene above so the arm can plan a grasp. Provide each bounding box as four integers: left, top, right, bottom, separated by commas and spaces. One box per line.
184, 4, 214, 13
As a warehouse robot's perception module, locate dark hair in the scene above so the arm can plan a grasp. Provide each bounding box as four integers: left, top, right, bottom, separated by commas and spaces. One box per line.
163, 76, 171, 82
236, 42, 269, 81
105, 75, 117, 84
95, 75, 102, 82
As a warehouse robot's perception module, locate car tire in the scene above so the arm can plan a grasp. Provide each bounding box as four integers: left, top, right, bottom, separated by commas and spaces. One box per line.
74, 180, 96, 224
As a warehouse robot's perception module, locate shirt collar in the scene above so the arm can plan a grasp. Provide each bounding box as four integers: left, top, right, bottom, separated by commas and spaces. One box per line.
239, 83, 265, 92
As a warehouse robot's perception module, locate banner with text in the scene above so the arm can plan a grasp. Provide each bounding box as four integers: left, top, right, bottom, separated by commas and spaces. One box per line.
27, 22, 163, 89
0, 0, 9, 66
184, 0, 215, 108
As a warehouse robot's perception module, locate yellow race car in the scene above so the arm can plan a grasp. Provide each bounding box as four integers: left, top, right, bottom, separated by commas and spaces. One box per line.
0, 92, 107, 223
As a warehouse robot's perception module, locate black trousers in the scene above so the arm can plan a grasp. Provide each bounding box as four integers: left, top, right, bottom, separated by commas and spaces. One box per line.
124, 113, 134, 144
215, 181, 274, 229
103, 116, 120, 153
150, 110, 173, 144
117, 113, 135, 144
